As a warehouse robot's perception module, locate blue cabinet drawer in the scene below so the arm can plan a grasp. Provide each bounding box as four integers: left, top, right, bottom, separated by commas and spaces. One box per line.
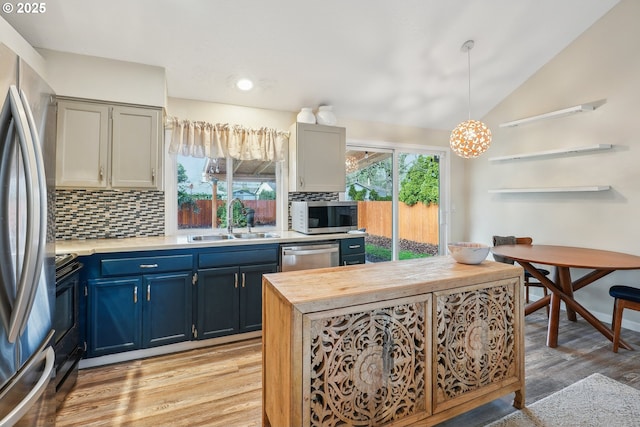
101, 254, 193, 276
199, 247, 278, 269
340, 237, 365, 256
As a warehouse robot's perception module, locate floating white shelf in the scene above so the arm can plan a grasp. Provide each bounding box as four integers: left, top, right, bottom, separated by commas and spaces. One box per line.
488, 144, 612, 162
499, 100, 604, 128
489, 186, 611, 194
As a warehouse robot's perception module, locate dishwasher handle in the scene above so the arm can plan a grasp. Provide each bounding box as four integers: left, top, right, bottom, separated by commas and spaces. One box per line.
282, 247, 339, 257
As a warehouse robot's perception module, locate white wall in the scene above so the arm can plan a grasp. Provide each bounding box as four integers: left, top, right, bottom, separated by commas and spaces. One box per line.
39, 49, 166, 107
467, 0, 640, 330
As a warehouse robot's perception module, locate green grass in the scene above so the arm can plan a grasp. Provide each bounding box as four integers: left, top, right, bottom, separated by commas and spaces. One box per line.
365, 244, 431, 261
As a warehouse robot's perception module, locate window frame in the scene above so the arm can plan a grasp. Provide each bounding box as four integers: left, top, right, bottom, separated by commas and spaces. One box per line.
164, 139, 286, 236
346, 139, 450, 258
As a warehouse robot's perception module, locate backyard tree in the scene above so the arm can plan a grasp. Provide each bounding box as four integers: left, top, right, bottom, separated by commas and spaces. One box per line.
399, 155, 439, 206
177, 163, 199, 212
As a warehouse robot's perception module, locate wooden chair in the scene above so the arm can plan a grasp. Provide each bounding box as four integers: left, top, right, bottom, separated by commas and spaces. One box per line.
609, 285, 640, 352
492, 236, 550, 315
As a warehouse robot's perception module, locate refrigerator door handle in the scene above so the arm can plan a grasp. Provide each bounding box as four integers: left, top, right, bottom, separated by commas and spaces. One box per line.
17, 88, 47, 337
0, 93, 16, 334
0, 346, 54, 427
6, 85, 42, 343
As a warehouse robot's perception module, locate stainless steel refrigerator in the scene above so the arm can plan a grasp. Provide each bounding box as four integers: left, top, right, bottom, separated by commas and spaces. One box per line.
0, 43, 57, 426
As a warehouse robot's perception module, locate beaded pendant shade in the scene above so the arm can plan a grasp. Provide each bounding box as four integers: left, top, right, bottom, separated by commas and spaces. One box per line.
450, 40, 492, 159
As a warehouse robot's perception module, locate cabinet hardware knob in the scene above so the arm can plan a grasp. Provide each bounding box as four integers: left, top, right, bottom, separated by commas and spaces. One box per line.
134, 286, 138, 303
349, 245, 361, 249
99, 166, 104, 181
151, 168, 155, 182
147, 285, 151, 301
242, 272, 246, 288
234, 272, 238, 289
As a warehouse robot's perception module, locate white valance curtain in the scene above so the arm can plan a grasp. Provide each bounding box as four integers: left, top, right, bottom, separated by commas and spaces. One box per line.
165, 116, 288, 162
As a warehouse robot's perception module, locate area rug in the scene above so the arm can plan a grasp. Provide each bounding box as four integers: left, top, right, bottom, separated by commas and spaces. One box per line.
486, 373, 640, 427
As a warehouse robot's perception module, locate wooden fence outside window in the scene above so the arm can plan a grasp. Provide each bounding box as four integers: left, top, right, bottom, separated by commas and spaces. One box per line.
179, 200, 439, 245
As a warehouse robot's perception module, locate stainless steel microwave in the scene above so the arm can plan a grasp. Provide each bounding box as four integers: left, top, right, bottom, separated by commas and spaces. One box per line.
291, 201, 358, 234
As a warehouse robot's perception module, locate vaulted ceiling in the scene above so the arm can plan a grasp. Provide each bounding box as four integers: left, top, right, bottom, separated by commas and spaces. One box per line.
4, 0, 619, 130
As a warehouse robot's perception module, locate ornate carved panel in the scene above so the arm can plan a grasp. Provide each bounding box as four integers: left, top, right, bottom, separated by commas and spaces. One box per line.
435, 281, 517, 406
308, 301, 428, 427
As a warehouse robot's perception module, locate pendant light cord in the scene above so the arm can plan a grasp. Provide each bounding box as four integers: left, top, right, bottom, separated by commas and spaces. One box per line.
467, 46, 471, 121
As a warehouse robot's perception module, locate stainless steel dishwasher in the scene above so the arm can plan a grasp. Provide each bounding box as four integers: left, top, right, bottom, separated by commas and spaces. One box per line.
280, 242, 340, 272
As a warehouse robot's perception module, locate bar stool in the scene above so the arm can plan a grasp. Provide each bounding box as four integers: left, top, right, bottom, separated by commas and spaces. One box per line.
609, 285, 640, 352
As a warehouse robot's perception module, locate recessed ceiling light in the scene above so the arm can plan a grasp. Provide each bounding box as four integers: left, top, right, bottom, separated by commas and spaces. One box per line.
236, 78, 254, 91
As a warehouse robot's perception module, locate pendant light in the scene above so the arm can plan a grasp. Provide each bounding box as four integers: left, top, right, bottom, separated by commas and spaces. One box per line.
449, 40, 492, 159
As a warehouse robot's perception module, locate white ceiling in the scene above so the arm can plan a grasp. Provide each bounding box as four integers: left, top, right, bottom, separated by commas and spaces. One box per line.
4, 0, 619, 130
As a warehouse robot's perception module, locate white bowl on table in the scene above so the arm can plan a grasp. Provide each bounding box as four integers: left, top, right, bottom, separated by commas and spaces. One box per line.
448, 242, 490, 265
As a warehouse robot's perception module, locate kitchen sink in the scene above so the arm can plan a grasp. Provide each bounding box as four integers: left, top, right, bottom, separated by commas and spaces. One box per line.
188, 234, 235, 242
232, 232, 280, 239
188, 232, 280, 242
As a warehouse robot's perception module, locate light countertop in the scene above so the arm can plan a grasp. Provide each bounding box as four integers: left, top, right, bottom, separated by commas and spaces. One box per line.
56, 230, 366, 256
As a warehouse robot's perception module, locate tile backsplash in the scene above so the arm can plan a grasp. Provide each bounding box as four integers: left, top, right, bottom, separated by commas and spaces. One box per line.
55, 190, 338, 240
56, 189, 165, 240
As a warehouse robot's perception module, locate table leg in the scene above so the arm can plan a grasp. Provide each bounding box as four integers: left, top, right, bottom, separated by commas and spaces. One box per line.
547, 290, 562, 347
554, 285, 632, 350
517, 262, 632, 350
556, 267, 577, 321
524, 294, 550, 316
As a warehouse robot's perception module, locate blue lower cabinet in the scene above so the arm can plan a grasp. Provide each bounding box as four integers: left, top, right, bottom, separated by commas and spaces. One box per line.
240, 263, 277, 332
88, 272, 193, 357
83, 245, 280, 358
340, 237, 366, 265
142, 272, 193, 348
88, 277, 142, 357
196, 266, 240, 339
196, 263, 277, 339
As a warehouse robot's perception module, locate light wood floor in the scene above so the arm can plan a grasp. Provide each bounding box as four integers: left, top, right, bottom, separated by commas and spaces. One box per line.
56, 311, 640, 426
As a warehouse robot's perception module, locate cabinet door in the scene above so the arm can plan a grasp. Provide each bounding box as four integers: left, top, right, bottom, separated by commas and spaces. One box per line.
239, 263, 277, 332
305, 296, 431, 426
142, 272, 193, 348
196, 267, 239, 339
433, 278, 522, 413
111, 106, 161, 189
88, 277, 142, 357
56, 100, 109, 188
289, 123, 346, 192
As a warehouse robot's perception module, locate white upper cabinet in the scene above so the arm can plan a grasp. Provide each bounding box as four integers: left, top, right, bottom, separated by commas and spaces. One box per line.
288, 122, 346, 192
56, 100, 109, 188
111, 105, 161, 188
56, 99, 162, 189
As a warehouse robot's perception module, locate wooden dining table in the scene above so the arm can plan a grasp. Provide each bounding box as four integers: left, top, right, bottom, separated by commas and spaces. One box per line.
491, 244, 640, 350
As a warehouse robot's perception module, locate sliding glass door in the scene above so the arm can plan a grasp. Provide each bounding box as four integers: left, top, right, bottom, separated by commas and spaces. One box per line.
345, 147, 394, 262
396, 152, 440, 259
345, 143, 446, 262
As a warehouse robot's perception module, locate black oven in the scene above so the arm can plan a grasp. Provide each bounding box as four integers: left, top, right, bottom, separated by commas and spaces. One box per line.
54, 253, 84, 408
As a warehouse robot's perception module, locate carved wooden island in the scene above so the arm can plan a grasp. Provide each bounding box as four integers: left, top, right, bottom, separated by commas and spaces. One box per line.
262, 256, 524, 427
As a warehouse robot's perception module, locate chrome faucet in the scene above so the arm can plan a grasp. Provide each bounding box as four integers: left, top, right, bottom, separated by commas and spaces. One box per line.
227, 198, 246, 234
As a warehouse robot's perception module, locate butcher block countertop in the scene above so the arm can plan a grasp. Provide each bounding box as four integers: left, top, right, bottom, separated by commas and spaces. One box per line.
263, 256, 523, 314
